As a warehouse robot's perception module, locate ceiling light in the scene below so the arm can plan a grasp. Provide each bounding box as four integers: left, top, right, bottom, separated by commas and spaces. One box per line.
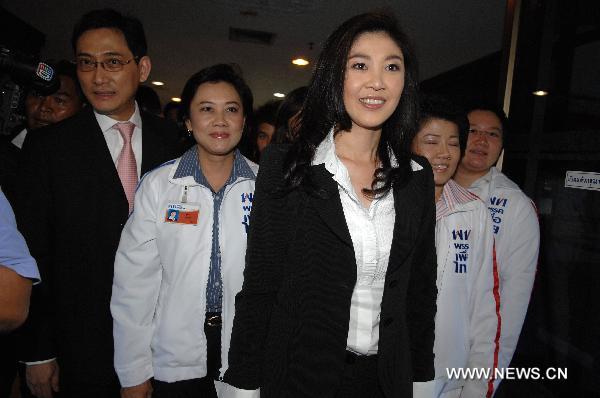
292, 58, 309, 66
151, 81, 165, 86
273, 92, 285, 98
171, 97, 182, 102
533, 90, 548, 96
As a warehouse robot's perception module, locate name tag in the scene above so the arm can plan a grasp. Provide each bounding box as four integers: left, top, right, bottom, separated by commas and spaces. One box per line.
164, 203, 200, 225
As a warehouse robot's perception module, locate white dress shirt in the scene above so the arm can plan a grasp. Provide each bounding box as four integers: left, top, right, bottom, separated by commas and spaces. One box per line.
312, 130, 395, 355
11, 128, 28, 149
94, 102, 143, 177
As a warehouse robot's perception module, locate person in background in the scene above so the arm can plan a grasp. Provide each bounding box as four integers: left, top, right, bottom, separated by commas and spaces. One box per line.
136, 85, 162, 117
411, 95, 498, 398
163, 100, 181, 124
224, 12, 437, 398
11, 60, 86, 150
453, 105, 539, 393
112, 64, 257, 398
15, 8, 182, 398
271, 86, 307, 144
0, 60, 85, 205
248, 100, 281, 162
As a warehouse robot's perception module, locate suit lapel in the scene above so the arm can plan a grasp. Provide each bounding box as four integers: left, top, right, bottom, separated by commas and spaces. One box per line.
83, 108, 127, 202
309, 164, 353, 248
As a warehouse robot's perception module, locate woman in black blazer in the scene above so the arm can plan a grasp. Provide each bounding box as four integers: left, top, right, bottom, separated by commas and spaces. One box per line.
224, 12, 437, 398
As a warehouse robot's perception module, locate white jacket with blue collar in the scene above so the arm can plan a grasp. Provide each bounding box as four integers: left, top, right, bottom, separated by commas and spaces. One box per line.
434, 180, 498, 398
468, 167, 539, 394
111, 151, 258, 388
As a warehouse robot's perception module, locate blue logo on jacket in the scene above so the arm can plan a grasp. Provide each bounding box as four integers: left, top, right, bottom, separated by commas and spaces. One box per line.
452, 229, 471, 273
489, 197, 508, 235
241, 192, 254, 233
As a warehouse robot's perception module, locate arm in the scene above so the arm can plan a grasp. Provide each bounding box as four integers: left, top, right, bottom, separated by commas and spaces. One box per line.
0, 190, 37, 332
111, 175, 162, 388
462, 208, 498, 398
407, 167, 437, 382
14, 132, 55, 362
496, 199, 539, 371
225, 145, 288, 391
14, 132, 60, 398
0, 265, 31, 332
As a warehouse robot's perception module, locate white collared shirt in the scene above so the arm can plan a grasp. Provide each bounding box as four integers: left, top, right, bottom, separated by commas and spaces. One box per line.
312, 130, 421, 355
94, 102, 143, 177
11, 128, 28, 149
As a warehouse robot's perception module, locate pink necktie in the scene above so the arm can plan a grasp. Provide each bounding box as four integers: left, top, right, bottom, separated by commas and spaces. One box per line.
114, 122, 138, 213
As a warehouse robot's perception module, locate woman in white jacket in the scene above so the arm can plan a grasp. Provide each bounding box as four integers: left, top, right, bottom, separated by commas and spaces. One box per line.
412, 95, 499, 398
111, 64, 258, 398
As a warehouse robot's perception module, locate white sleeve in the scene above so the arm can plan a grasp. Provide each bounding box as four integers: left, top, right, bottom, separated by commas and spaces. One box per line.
110, 176, 162, 387
495, 197, 539, 385
462, 207, 498, 398
214, 380, 260, 398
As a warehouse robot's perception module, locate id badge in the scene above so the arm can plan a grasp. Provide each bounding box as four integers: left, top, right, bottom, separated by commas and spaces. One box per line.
164, 202, 200, 225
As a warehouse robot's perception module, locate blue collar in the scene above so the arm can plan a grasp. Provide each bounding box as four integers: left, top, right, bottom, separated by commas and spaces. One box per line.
173, 146, 255, 190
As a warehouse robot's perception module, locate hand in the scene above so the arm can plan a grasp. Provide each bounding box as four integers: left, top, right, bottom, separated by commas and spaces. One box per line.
121, 380, 153, 398
26, 360, 59, 398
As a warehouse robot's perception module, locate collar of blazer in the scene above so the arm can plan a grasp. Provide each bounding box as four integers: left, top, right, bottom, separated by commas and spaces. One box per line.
307, 159, 428, 275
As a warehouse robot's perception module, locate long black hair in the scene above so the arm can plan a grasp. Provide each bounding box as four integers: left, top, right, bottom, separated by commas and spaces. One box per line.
282, 12, 419, 196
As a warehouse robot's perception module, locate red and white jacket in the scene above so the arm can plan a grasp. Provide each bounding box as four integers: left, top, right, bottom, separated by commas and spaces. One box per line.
434, 179, 498, 398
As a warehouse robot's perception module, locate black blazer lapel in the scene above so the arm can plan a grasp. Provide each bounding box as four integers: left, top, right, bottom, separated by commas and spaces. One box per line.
388, 172, 423, 273
308, 164, 353, 248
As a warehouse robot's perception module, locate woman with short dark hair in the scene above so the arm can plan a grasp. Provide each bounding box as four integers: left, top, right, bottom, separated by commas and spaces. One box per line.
111, 64, 258, 398
224, 13, 437, 398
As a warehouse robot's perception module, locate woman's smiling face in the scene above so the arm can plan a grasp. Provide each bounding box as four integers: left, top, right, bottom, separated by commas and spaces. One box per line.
342, 31, 405, 132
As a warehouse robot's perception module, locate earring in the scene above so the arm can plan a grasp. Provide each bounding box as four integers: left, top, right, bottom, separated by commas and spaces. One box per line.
186, 129, 192, 137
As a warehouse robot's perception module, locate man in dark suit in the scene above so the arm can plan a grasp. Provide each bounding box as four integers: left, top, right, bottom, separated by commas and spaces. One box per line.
15, 9, 182, 398
0, 59, 84, 398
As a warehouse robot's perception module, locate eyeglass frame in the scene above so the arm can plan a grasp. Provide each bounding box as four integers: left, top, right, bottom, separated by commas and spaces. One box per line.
72, 56, 140, 72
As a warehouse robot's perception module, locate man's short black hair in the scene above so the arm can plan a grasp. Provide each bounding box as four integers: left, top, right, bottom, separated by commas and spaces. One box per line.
418, 94, 469, 155
71, 8, 148, 58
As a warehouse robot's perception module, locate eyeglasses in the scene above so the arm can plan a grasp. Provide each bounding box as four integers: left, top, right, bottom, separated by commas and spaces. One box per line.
73, 57, 139, 72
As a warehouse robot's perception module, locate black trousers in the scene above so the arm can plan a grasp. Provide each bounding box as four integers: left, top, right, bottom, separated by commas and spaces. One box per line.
0, 334, 18, 398
334, 352, 383, 398
152, 313, 222, 398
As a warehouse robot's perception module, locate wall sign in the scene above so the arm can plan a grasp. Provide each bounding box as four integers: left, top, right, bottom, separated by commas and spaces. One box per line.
565, 171, 600, 191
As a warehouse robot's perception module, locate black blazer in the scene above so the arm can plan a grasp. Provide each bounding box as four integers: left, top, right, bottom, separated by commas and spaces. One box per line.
15, 107, 183, 390
226, 144, 437, 397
